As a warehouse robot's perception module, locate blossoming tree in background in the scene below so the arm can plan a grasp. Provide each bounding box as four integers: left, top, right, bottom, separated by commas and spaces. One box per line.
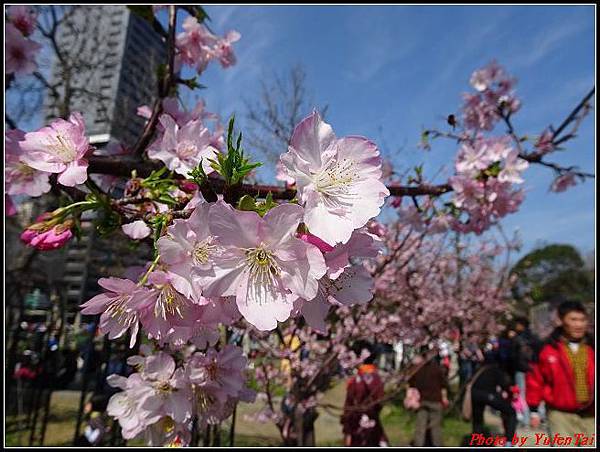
246, 218, 522, 444
4, 4, 595, 447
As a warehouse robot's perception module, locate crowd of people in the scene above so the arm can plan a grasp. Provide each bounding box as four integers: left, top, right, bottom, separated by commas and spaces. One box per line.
10, 301, 594, 447
339, 300, 595, 447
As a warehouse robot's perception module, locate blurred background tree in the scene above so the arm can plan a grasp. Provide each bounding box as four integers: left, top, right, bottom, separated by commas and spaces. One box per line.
509, 243, 594, 308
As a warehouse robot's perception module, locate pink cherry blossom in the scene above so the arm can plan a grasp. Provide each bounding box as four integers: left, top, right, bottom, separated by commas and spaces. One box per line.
147, 114, 218, 177
137, 105, 153, 120
302, 263, 374, 332
498, 149, 528, 184
455, 136, 512, 176
462, 61, 520, 131
534, 129, 555, 155
122, 220, 152, 240
5, 23, 41, 76
139, 270, 205, 346
550, 172, 578, 193
455, 140, 494, 175
299, 229, 379, 331
157, 203, 216, 299
107, 373, 159, 439
428, 213, 453, 234
5, 129, 51, 197
199, 202, 327, 331
281, 111, 389, 245
187, 345, 247, 404
396, 203, 426, 231
136, 352, 193, 424
215, 30, 241, 68
275, 160, 296, 185
20, 112, 90, 186
462, 92, 498, 131
80, 277, 153, 347
449, 175, 485, 209
7, 5, 38, 36
143, 417, 192, 447
175, 17, 240, 74
176, 16, 219, 73
366, 220, 388, 238
323, 229, 381, 279
469, 60, 506, 92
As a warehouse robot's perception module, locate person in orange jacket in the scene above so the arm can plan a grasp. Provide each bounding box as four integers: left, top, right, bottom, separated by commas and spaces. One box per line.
526, 301, 594, 438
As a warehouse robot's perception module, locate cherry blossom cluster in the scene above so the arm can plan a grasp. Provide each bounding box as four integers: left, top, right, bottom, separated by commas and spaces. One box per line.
373, 225, 515, 344
142, 98, 224, 177
248, 219, 516, 438
175, 16, 241, 74
5, 112, 94, 241
394, 62, 549, 235
106, 344, 255, 447
449, 135, 528, 234
83, 112, 386, 336
462, 60, 521, 131
5, 5, 41, 76
71, 110, 389, 444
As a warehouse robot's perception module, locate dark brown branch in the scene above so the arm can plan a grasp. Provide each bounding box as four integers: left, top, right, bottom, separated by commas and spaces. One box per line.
552, 87, 595, 140
130, 6, 177, 157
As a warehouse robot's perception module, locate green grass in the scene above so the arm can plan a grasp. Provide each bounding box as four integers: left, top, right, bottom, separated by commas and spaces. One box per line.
6, 387, 475, 447
317, 402, 473, 447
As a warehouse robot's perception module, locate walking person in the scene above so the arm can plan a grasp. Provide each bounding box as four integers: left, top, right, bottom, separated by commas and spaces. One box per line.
470, 350, 517, 443
526, 301, 594, 439
341, 342, 389, 447
73, 393, 111, 446
408, 349, 449, 447
510, 316, 542, 426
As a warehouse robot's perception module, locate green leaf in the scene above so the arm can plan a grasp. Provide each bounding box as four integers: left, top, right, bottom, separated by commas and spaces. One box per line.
179, 76, 204, 90
483, 161, 502, 178
237, 193, 277, 217
237, 195, 257, 212
255, 192, 278, 217
157, 194, 178, 206
206, 115, 263, 186
188, 164, 207, 186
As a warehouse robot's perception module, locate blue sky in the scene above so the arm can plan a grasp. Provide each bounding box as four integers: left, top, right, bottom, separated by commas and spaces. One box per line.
193, 5, 595, 262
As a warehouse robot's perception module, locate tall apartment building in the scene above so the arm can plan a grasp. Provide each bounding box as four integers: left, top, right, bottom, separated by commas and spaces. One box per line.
43, 5, 166, 147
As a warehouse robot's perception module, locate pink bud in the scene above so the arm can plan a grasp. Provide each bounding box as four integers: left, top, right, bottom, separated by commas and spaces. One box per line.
298, 232, 334, 253
29, 225, 73, 250
179, 180, 198, 193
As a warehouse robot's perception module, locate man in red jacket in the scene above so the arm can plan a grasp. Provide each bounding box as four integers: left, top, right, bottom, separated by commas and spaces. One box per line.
526, 301, 595, 438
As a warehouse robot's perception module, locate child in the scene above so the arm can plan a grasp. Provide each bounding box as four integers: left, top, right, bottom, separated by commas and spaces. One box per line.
510, 385, 526, 425
74, 393, 110, 446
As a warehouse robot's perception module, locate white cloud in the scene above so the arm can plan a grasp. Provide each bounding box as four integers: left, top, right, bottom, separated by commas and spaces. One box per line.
510, 18, 591, 69
342, 10, 417, 82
